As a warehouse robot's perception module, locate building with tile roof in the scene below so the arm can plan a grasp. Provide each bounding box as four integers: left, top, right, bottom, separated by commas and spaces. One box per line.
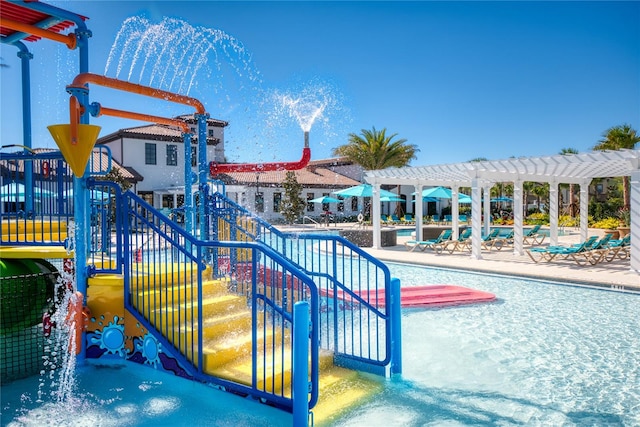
94, 117, 370, 222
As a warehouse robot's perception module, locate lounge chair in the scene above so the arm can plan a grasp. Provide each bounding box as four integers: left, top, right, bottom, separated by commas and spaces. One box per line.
404, 229, 452, 252
522, 224, 545, 245
602, 234, 631, 262
441, 228, 472, 253
389, 214, 402, 225
481, 228, 502, 251
568, 234, 613, 266
491, 229, 514, 249
402, 214, 415, 225
430, 215, 441, 224
526, 236, 598, 263
443, 214, 452, 224
458, 215, 468, 224
380, 214, 389, 224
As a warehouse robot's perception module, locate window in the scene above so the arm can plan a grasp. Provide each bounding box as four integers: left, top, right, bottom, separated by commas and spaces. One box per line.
351, 197, 358, 212
255, 192, 264, 213
191, 146, 197, 167
273, 192, 282, 213
190, 127, 196, 134
166, 144, 178, 166
208, 129, 214, 137
322, 193, 330, 212
307, 193, 315, 212
162, 195, 173, 208
337, 196, 344, 212
145, 143, 156, 165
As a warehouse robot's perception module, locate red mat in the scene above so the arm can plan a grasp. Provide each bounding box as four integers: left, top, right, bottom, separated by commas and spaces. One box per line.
329, 285, 496, 308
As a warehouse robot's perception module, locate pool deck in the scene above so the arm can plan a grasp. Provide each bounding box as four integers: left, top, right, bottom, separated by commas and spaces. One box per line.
278, 224, 640, 292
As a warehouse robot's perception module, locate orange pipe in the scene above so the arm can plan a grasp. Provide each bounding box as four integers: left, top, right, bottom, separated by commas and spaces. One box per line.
68, 73, 206, 114
210, 147, 311, 175
66, 291, 87, 355
99, 106, 190, 133
0, 17, 76, 49
69, 95, 82, 145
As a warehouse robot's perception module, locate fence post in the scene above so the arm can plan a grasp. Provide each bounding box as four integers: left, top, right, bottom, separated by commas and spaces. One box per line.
390, 277, 402, 376
293, 301, 310, 427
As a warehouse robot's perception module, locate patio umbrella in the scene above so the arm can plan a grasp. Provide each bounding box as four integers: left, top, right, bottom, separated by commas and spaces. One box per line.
0, 182, 55, 202
309, 196, 341, 204
63, 188, 114, 201
332, 184, 397, 198
490, 196, 513, 203
380, 195, 404, 202
420, 186, 472, 203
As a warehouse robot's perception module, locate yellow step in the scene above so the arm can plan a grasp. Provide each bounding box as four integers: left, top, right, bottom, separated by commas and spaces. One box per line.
0, 245, 72, 259
134, 279, 230, 305
1, 220, 67, 234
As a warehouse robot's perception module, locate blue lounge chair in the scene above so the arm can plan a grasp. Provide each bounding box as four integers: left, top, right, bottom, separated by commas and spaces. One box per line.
526, 236, 598, 263
404, 229, 452, 252
523, 224, 545, 245
481, 228, 502, 250
602, 234, 631, 262
441, 228, 472, 253
443, 214, 452, 224
431, 215, 441, 224
568, 234, 613, 265
403, 214, 415, 225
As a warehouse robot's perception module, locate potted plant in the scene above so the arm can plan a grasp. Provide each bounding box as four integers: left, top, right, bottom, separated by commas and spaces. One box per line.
617, 208, 631, 238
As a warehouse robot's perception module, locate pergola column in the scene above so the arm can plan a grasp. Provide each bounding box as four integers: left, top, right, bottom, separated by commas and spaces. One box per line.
414, 181, 423, 240
549, 181, 559, 246
512, 180, 524, 255
630, 169, 639, 273
483, 185, 491, 236
372, 182, 382, 249
451, 186, 459, 239
579, 180, 591, 243
470, 178, 483, 259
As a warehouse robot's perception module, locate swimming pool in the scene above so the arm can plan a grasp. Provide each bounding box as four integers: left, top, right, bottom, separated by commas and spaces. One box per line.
2, 265, 638, 426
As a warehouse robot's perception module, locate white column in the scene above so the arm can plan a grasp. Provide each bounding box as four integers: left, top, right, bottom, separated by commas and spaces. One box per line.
513, 181, 524, 255
579, 180, 591, 243
372, 182, 381, 249
549, 181, 559, 246
451, 186, 459, 239
630, 170, 640, 274
414, 182, 423, 240
483, 185, 491, 236
471, 179, 483, 259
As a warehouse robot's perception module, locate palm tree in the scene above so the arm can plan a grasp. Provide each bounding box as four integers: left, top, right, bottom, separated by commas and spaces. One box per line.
332, 127, 418, 170
593, 124, 640, 209
559, 148, 579, 217
332, 127, 418, 216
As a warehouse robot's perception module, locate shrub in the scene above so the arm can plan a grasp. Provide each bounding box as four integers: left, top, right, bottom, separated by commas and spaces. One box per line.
526, 212, 549, 225
590, 217, 621, 230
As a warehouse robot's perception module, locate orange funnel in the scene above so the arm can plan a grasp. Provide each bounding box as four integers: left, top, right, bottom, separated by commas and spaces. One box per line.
48, 124, 101, 178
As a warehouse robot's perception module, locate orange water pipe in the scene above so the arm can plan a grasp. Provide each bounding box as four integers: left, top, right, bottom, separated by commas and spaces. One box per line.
210, 147, 311, 175
68, 73, 206, 114
0, 17, 77, 49
98, 106, 189, 132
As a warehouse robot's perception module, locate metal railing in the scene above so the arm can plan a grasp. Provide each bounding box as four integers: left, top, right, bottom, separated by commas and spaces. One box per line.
123, 192, 320, 410
207, 191, 397, 376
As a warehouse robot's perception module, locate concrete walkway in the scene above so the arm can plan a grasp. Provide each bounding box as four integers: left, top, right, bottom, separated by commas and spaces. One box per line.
278, 224, 639, 292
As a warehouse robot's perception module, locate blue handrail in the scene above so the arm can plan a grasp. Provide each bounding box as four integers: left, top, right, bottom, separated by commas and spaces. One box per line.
207, 191, 395, 375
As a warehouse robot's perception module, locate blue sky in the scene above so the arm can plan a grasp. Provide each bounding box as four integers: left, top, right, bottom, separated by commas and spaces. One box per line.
1, 1, 638, 167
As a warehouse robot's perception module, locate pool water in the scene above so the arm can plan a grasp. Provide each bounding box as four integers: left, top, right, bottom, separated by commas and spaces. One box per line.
2, 265, 638, 426
333, 264, 640, 426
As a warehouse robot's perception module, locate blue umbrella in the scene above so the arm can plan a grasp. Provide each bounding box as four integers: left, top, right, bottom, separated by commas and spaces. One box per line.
309, 196, 341, 204
64, 188, 113, 201
332, 184, 397, 198
490, 196, 513, 202
0, 182, 55, 202
380, 195, 404, 202
421, 186, 472, 203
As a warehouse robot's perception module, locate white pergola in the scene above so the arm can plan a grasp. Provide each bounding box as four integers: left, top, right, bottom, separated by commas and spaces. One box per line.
364, 149, 640, 274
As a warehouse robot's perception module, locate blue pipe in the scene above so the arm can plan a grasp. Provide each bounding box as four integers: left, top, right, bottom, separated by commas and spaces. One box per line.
183, 133, 194, 236
390, 277, 402, 376
13, 42, 35, 213
292, 301, 310, 427
196, 113, 209, 239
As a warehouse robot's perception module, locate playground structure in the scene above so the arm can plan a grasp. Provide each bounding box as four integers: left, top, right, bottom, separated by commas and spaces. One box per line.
0, 2, 402, 426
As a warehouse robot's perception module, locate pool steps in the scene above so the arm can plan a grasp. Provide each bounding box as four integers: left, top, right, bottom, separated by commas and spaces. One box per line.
125, 264, 381, 424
